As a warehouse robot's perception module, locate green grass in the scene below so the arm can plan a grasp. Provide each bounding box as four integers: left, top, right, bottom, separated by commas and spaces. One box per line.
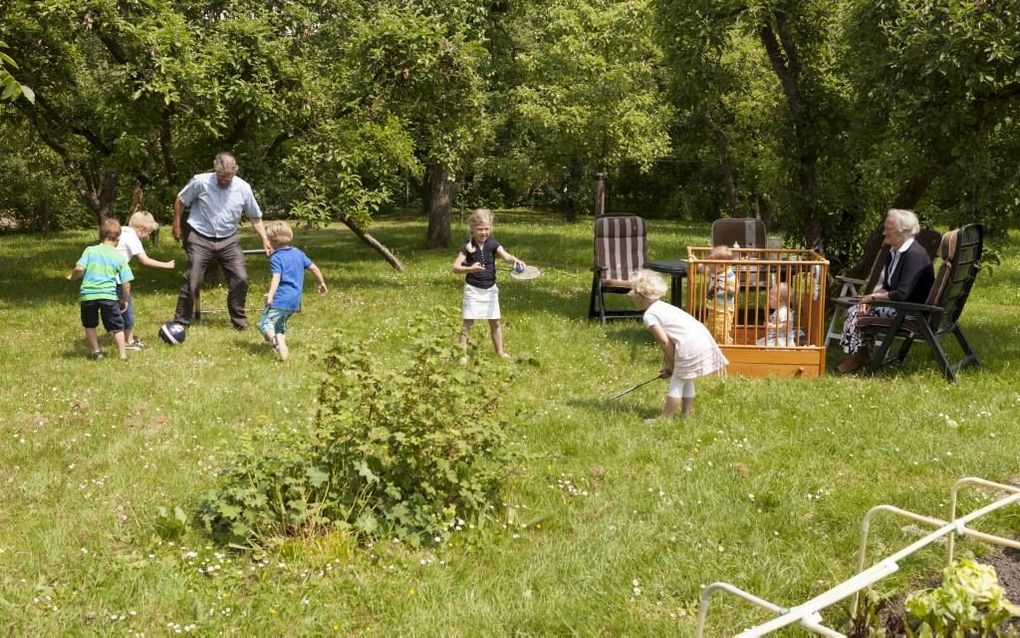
2, 213, 1019, 635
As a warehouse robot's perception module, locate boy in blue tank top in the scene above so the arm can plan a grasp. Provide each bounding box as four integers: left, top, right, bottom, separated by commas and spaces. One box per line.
66, 218, 135, 360
257, 221, 327, 360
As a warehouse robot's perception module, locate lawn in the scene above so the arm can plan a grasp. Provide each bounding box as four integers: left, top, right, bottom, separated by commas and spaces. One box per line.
1, 213, 1019, 635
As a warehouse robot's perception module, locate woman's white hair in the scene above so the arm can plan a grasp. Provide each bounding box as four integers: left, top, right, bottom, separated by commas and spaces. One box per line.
886, 208, 920, 237
628, 269, 668, 300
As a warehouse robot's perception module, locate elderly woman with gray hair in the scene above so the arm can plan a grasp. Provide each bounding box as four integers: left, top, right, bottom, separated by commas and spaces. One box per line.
836, 208, 935, 373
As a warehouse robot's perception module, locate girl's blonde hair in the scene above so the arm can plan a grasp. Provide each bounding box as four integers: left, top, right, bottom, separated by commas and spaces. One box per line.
128, 211, 159, 233
465, 208, 494, 252
266, 221, 294, 245
628, 269, 668, 300
467, 208, 493, 230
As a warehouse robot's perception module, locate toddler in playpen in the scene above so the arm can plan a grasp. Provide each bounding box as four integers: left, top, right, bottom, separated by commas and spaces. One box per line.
704, 245, 736, 345
756, 283, 803, 347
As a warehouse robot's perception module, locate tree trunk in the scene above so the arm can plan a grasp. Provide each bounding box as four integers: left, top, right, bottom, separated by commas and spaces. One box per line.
160, 108, 177, 187
703, 106, 740, 214
73, 167, 120, 225
38, 201, 51, 238
129, 180, 144, 214
426, 162, 453, 248
563, 158, 583, 222
892, 168, 939, 211
594, 172, 606, 217
342, 217, 404, 272
759, 12, 824, 252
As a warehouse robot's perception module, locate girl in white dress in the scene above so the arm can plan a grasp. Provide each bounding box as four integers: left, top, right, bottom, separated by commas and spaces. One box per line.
630, 269, 728, 419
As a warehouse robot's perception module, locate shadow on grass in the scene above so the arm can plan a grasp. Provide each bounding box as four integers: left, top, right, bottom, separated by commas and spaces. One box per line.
564, 397, 657, 419
822, 316, 1015, 382
235, 338, 277, 359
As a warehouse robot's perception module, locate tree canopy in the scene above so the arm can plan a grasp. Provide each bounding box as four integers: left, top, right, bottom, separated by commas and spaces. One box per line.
2, 0, 1019, 262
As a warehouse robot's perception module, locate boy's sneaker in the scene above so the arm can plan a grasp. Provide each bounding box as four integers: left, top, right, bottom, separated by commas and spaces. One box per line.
90, 350, 107, 360
125, 339, 144, 351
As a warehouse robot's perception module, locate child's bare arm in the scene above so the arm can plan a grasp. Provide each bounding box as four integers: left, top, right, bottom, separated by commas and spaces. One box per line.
307, 263, 327, 295
119, 282, 131, 308
648, 324, 675, 372
66, 265, 84, 281
137, 253, 176, 269
452, 252, 484, 275
496, 246, 525, 268
264, 273, 282, 304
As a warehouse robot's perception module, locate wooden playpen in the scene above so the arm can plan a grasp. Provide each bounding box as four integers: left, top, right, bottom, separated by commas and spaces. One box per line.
687, 246, 829, 378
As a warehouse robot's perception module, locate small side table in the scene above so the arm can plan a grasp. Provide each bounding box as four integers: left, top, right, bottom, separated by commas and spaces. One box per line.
646, 259, 688, 308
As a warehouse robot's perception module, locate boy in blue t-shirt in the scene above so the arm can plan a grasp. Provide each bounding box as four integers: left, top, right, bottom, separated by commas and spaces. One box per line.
257, 221, 327, 360
66, 218, 135, 360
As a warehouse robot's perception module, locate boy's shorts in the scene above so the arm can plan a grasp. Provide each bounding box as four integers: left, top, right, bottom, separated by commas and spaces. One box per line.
258, 307, 295, 336
81, 299, 125, 332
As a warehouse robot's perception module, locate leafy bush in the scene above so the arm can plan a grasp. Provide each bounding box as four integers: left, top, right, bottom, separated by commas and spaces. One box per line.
905, 560, 1020, 637
198, 325, 514, 547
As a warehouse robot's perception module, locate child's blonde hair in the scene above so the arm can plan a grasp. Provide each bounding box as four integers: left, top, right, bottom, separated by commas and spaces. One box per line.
468, 208, 493, 230
706, 245, 734, 261
772, 282, 791, 304
128, 211, 159, 234
100, 218, 122, 242
266, 221, 294, 246
465, 208, 493, 252
628, 269, 668, 301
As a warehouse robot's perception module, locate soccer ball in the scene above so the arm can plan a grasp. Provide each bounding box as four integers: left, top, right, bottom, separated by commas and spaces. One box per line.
158, 322, 187, 345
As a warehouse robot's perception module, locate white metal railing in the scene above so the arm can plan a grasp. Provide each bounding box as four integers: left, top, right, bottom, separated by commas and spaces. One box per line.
696, 477, 1020, 637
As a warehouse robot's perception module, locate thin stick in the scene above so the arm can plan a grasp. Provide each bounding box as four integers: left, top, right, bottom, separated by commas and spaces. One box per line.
607, 375, 665, 400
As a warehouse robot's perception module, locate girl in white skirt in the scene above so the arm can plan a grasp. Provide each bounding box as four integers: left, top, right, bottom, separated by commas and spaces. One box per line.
452, 209, 526, 360
629, 269, 728, 419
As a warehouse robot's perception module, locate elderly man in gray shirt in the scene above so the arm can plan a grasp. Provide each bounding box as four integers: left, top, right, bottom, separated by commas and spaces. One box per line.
171, 152, 272, 330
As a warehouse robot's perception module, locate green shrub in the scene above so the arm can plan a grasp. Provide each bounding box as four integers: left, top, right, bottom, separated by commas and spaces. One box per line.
905, 560, 1020, 637
198, 325, 514, 547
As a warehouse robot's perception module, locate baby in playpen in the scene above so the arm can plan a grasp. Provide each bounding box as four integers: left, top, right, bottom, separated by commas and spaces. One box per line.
756, 283, 803, 347
704, 245, 736, 345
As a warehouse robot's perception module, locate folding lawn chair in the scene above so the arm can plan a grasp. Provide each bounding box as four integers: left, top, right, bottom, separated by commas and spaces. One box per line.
832, 224, 984, 382
710, 217, 766, 248
825, 227, 943, 346
588, 214, 647, 324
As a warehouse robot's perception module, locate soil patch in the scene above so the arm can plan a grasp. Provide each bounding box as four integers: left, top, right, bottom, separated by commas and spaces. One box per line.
867, 547, 1020, 635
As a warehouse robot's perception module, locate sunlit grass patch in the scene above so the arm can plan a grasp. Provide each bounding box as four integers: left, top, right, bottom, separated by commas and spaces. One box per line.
1, 215, 1017, 634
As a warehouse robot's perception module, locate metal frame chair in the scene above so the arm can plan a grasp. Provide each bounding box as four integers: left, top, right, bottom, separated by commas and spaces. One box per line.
588, 214, 647, 324
825, 227, 943, 346
710, 217, 766, 249
832, 224, 984, 382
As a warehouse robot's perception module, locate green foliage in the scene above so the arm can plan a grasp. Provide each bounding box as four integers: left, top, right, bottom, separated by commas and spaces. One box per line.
198, 324, 514, 547
847, 588, 893, 637
4, 218, 1020, 634
905, 560, 1020, 637
0, 40, 33, 103
501, 0, 672, 213
845, 0, 1020, 232
153, 506, 189, 542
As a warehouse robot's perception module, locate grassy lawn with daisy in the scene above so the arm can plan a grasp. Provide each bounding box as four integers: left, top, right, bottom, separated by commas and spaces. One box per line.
2, 212, 1019, 635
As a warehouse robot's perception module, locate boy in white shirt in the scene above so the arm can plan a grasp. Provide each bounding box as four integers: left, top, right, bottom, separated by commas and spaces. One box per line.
116, 211, 176, 349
